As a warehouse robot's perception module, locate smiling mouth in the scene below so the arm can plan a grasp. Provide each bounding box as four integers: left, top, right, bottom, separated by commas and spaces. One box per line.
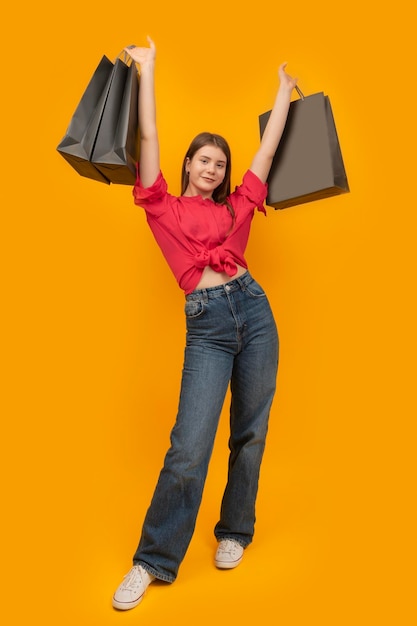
202, 177, 215, 182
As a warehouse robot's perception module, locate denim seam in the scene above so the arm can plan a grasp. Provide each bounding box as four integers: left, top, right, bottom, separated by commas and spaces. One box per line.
216, 536, 248, 548
134, 561, 175, 583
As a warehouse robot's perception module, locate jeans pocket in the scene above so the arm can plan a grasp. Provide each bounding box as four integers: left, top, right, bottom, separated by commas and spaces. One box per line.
245, 280, 267, 299
185, 299, 205, 319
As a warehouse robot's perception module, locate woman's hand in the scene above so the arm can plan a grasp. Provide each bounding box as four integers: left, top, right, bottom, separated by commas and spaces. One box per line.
124, 36, 156, 69
278, 62, 298, 93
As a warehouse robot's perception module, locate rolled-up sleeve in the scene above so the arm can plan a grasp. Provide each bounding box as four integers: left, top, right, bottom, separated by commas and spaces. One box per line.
233, 170, 268, 215
133, 169, 170, 217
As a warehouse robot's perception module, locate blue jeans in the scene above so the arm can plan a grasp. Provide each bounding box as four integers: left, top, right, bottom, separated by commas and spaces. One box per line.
133, 272, 278, 582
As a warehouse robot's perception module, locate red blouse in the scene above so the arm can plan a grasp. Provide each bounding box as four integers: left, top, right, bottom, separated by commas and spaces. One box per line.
133, 168, 268, 294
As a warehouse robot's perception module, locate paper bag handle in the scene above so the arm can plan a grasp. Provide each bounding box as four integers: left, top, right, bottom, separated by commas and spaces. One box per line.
115, 47, 136, 66
295, 85, 305, 100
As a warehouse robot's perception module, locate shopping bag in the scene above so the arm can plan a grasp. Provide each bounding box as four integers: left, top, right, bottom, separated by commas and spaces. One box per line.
91, 58, 139, 184
259, 91, 349, 209
56, 55, 114, 184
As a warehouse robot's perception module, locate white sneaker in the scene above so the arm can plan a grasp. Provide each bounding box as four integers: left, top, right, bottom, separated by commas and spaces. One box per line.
214, 539, 244, 569
112, 565, 155, 610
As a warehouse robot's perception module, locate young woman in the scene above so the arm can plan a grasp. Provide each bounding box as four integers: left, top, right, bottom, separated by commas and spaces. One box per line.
112, 37, 297, 611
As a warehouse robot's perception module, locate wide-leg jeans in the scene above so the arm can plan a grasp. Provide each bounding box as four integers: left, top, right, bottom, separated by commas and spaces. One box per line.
133, 271, 279, 582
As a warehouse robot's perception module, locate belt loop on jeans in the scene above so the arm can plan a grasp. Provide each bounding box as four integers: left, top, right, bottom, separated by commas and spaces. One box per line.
237, 276, 246, 291
202, 289, 208, 303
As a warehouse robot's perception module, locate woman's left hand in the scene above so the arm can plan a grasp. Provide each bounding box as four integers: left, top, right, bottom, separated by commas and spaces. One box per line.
124, 36, 156, 69
278, 62, 298, 92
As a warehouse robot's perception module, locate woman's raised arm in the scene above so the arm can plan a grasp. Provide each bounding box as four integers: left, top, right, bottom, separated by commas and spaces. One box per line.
125, 37, 159, 187
250, 63, 298, 184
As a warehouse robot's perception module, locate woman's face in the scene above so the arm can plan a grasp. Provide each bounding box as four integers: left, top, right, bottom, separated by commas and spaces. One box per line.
185, 145, 227, 199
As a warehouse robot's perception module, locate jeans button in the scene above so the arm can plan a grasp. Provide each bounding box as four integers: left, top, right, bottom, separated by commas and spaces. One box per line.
225, 285, 230, 292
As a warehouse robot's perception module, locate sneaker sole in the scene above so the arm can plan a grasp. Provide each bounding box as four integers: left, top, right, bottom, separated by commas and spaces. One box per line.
112, 593, 144, 611
214, 556, 243, 569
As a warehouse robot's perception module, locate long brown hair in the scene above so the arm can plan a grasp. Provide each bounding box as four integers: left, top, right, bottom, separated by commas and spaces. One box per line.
180, 132, 235, 222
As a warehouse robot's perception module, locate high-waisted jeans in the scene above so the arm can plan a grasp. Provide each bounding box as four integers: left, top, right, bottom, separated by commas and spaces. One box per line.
133, 271, 279, 582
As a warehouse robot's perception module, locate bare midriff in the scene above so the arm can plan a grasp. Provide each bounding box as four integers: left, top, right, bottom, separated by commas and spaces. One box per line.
194, 264, 248, 290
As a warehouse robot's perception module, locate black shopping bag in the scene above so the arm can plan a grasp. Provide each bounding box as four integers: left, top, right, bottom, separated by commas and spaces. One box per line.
259, 91, 349, 209
56, 55, 114, 184
91, 58, 139, 184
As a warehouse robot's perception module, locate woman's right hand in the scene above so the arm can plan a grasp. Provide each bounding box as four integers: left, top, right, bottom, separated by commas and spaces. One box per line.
124, 36, 156, 69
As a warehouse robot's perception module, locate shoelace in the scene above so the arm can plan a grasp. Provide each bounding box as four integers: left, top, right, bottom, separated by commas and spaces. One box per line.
121, 566, 143, 591
219, 540, 239, 555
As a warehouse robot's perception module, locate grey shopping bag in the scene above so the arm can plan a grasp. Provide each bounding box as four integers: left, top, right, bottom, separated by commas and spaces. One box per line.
259, 91, 349, 209
91, 58, 139, 184
56, 55, 114, 184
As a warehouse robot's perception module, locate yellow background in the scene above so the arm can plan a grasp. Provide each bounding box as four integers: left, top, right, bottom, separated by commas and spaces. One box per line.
1, 1, 416, 624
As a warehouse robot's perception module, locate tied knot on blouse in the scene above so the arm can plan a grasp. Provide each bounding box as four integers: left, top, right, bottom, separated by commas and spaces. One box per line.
194, 246, 237, 277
